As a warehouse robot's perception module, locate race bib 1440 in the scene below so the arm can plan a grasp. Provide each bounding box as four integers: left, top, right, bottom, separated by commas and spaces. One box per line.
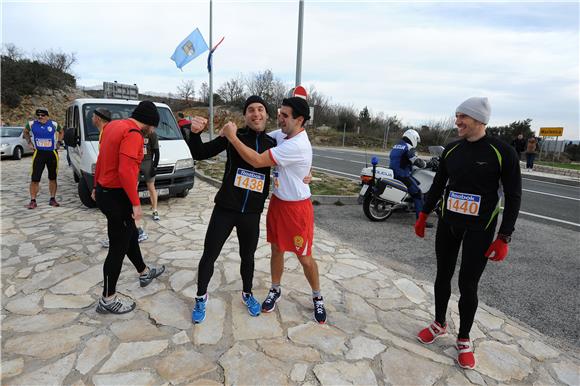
447, 191, 481, 216
234, 168, 265, 194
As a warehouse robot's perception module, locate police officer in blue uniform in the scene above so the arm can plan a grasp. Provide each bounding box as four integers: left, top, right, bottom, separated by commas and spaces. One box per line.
23, 107, 62, 209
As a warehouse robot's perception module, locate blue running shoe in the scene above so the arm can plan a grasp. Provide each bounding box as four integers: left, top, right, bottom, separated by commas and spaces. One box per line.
192, 294, 207, 324
242, 292, 261, 317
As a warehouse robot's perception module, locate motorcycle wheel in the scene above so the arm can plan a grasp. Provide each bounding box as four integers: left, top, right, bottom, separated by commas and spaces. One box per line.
363, 194, 394, 221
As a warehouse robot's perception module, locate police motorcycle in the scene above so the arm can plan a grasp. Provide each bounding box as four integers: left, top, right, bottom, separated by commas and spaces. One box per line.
358, 146, 444, 221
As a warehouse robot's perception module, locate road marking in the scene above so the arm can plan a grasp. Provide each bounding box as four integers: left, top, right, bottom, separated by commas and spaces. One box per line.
514, 209, 580, 227
523, 189, 580, 201
313, 154, 371, 165
522, 177, 580, 188
312, 166, 359, 179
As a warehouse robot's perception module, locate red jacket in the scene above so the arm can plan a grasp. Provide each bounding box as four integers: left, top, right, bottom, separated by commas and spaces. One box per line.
94, 119, 144, 205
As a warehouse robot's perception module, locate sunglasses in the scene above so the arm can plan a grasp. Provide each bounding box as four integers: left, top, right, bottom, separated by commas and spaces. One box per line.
36, 114, 47, 117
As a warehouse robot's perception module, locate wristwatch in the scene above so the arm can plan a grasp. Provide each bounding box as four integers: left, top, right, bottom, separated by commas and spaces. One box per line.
498, 234, 512, 243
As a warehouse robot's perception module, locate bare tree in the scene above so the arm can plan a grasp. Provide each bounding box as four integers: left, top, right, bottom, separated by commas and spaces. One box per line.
199, 82, 210, 104
246, 69, 275, 99
34, 49, 76, 73
217, 74, 246, 106
1, 43, 24, 60
177, 80, 195, 104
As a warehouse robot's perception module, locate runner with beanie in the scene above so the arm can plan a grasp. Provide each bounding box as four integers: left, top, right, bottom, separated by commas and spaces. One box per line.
414, 97, 521, 369
93, 100, 165, 314
221, 92, 327, 324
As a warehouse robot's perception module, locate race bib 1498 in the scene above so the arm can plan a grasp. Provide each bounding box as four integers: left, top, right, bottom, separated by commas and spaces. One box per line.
234, 168, 265, 194
447, 191, 481, 216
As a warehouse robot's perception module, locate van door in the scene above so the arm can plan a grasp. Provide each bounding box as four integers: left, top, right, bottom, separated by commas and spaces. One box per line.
68, 105, 82, 177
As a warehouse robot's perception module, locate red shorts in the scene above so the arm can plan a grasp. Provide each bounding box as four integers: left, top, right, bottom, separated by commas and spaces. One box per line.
267, 195, 314, 257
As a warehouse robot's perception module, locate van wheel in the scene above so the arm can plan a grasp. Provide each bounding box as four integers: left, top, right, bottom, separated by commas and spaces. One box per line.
13, 146, 23, 160
176, 188, 189, 198
78, 180, 96, 208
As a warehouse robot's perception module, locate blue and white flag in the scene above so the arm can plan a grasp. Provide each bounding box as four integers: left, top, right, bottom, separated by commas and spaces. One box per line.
171, 28, 209, 70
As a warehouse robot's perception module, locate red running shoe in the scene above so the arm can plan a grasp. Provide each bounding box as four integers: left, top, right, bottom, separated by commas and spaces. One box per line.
417, 321, 447, 344
457, 338, 476, 369
27, 200, 37, 209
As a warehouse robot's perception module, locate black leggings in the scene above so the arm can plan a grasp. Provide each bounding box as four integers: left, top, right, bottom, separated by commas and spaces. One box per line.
434, 218, 496, 339
197, 205, 260, 296
96, 185, 146, 297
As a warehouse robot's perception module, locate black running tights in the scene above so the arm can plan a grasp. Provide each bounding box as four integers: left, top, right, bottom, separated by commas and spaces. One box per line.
96, 186, 146, 297
197, 205, 260, 296
434, 218, 496, 339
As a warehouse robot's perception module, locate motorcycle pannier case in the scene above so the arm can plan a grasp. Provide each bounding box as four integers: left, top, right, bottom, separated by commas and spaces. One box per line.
377, 177, 408, 203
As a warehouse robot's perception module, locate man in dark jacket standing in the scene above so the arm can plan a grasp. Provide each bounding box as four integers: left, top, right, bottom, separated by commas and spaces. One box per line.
187, 95, 277, 323
414, 97, 521, 369
511, 133, 526, 160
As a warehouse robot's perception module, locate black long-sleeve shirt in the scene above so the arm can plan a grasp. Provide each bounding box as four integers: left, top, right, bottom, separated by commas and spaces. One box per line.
423, 135, 522, 236
188, 127, 276, 214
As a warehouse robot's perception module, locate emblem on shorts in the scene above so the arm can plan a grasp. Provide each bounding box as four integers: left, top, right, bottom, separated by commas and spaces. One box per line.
293, 235, 304, 250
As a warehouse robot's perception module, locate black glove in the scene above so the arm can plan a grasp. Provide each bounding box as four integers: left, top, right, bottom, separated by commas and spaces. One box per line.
413, 158, 426, 169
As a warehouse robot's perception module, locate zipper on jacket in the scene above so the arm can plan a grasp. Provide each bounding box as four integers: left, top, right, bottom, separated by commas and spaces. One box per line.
241, 133, 260, 213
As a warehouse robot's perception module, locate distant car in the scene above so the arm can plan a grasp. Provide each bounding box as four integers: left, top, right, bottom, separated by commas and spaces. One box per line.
0, 126, 35, 160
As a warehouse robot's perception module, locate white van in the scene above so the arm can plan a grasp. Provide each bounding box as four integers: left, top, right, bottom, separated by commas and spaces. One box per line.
64, 98, 194, 208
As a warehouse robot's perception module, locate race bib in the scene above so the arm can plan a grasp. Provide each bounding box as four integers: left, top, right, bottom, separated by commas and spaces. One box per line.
35, 138, 52, 148
447, 191, 481, 216
234, 168, 265, 193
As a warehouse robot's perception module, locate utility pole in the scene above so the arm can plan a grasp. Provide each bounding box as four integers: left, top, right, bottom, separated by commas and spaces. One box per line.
208, 0, 214, 140
295, 0, 304, 86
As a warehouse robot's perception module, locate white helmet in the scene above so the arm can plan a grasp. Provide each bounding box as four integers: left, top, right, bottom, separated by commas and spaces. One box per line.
403, 129, 420, 149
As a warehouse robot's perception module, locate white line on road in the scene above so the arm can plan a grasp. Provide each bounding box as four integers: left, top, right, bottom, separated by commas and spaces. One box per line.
312, 166, 359, 179
514, 209, 580, 227
314, 154, 369, 165
522, 177, 580, 188
522, 189, 580, 201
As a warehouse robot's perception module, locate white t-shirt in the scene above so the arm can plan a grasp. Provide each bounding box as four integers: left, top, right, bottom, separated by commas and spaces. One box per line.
267, 129, 312, 201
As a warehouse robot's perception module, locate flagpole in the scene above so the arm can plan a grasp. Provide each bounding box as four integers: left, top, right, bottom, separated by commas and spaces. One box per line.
208, 0, 214, 140
295, 0, 304, 87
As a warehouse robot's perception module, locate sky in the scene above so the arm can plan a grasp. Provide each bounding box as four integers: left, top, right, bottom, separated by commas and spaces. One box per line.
3, 0, 579, 140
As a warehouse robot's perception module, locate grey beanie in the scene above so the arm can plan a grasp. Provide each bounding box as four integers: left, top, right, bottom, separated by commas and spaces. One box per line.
456, 97, 491, 124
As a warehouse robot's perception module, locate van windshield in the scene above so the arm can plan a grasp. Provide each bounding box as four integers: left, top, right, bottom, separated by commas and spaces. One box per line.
82, 103, 183, 141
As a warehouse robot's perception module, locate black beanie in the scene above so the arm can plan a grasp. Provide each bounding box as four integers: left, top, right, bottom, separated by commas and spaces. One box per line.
131, 101, 160, 126
243, 95, 270, 117
282, 97, 310, 122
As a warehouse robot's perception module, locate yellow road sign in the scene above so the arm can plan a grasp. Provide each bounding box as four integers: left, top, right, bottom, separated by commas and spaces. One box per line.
539, 127, 564, 136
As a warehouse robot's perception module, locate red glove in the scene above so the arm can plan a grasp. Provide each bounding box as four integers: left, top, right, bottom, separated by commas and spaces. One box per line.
485, 238, 509, 261
414, 212, 429, 238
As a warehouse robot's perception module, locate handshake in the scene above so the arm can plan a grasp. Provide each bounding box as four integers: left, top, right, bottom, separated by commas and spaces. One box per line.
188, 117, 238, 140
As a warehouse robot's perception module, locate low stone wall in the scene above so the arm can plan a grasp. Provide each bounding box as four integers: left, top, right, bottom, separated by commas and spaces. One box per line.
522, 162, 580, 179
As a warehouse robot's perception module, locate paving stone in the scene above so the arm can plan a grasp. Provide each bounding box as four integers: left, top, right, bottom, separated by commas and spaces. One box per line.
4, 325, 94, 359
340, 276, 380, 297
278, 298, 305, 323
550, 360, 580, 385
464, 369, 486, 385
346, 335, 387, 360
3, 311, 78, 332
518, 339, 560, 361
327, 261, 369, 279
93, 370, 158, 386
314, 361, 377, 386
169, 269, 193, 291
124, 279, 166, 299
50, 265, 102, 294
219, 342, 289, 385
476, 341, 533, 382
328, 311, 365, 334
376, 310, 429, 339
288, 322, 348, 354
257, 338, 321, 362
155, 348, 217, 383
445, 369, 474, 385
15, 266, 33, 278
1, 357, 24, 379
4, 291, 43, 315
533, 365, 560, 385
76, 335, 111, 375
345, 293, 378, 322
504, 323, 531, 338
232, 296, 283, 340
291, 363, 309, 382
488, 330, 512, 343
476, 309, 504, 330
160, 250, 196, 260
172, 331, 191, 345
44, 293, 95, 309
193, 297, 226, 345
380, 347, 446, 385
10, 353, 76, 386
139, 290, 191, 329
393, 277, 427, 304
109, 318, 167, 341
99, 340, 168, 373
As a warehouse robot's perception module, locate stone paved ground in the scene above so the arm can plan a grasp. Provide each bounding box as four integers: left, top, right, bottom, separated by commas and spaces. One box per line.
1, 155, 579, 385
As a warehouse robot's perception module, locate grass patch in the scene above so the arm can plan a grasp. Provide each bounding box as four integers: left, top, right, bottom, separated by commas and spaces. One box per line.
536, 161, 580, 170
196, 159, 361, 196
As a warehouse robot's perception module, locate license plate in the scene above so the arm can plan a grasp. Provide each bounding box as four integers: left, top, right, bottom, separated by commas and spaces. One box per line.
139, 188, 169, 198
359, 184, 369, 196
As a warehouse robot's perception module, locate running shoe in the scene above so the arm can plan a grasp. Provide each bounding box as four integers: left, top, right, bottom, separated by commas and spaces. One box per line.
27, 200, 37, 209
139, 265, 165, 287
313, 296, 327, 324
192, 294, 208, 324
417, 321, 447, 344
457, 338, 476, 369
95, 295, 136, 314
261, 288, 281, 313
152, 211, 160, 221
49, 197, 60, 207
100, 239, 109, 248
138, 228, 148, 242
242, 292, 261, 317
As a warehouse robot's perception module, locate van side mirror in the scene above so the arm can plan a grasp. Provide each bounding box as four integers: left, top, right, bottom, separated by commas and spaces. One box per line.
63, 127, 79, 147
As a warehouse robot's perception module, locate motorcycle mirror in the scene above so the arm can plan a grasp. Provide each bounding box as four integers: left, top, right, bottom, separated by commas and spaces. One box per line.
371, 156, 379, 166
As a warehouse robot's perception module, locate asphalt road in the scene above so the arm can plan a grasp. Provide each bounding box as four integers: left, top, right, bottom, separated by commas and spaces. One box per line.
312, 147, 580, 228
312, 147, 580, 349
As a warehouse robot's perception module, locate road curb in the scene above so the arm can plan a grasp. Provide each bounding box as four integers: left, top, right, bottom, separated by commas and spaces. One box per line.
521, 173, 580, 186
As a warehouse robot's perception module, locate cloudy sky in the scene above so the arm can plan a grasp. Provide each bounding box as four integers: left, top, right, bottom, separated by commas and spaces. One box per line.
3, 0, 579, 139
